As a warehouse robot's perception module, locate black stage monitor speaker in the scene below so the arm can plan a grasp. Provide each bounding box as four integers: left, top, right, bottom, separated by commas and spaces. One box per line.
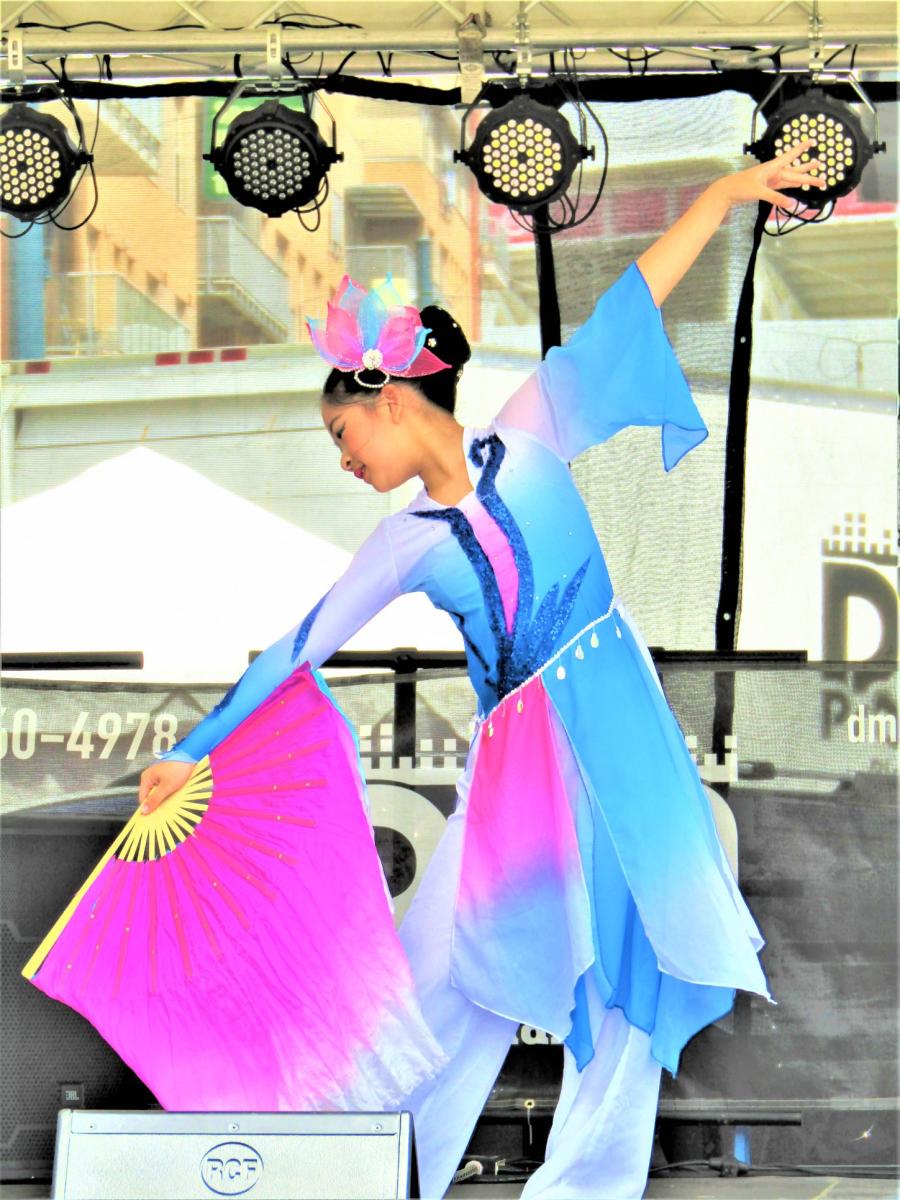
51, 1110, 418, 1199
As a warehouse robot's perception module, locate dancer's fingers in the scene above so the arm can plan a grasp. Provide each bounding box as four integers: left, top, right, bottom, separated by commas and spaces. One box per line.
781, 159, 824, 180
777, 137, 817, 163
138, 770, 155, 806
779, 170, 827, 188
140, 782, 166, 814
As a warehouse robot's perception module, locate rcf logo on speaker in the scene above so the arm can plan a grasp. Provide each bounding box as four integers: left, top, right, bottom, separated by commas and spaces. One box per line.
200, 1142, 264, 1195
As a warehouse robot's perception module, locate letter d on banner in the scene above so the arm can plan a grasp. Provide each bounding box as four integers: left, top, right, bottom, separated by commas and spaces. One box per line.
823, 562, 898, 661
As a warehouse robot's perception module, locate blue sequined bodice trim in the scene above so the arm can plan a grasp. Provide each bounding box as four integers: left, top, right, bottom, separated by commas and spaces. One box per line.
413, 433, 589, 706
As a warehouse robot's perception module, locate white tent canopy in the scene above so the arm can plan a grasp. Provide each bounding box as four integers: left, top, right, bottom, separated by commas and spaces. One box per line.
1, 446, 463, 683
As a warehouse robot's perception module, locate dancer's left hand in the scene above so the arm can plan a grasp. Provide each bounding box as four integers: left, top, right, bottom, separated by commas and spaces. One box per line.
714, 137, 828, 210
139, 759, 195, 814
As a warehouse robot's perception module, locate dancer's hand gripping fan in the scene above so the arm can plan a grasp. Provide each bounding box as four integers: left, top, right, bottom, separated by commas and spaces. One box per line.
22, 662, 445, 1111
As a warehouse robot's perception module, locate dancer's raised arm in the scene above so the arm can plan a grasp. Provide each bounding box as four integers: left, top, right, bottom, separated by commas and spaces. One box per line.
495, 261, 707, 471
636, 136, 825, 306
495, 138, 826, 469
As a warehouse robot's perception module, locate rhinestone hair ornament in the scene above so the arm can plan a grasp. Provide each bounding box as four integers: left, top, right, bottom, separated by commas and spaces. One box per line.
307, 274, 451, 389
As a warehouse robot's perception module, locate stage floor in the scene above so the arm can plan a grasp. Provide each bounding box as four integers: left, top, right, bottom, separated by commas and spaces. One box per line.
455, 1179, 898, 1198
1, 1175, 896, 1198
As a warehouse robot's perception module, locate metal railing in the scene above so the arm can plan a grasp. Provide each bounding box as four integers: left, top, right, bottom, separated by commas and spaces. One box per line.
198, 216, 292, 340
44, 272, 189, 355
101, 97, 161, 171
752, 320, 898, 396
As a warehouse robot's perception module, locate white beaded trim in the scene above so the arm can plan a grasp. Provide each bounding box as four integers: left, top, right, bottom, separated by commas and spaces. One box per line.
478, 595, 621, 732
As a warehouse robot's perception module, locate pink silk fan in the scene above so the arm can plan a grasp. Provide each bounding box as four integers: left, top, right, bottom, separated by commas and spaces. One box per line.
22, 663, 444, 1111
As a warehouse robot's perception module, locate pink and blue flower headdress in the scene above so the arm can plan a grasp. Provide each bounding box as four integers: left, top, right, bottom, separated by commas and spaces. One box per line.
306, 274, 450, 388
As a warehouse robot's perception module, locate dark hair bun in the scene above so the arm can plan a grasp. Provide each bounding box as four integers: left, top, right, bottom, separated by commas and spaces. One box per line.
321, 303, 471, 417
419, 305, 471, 371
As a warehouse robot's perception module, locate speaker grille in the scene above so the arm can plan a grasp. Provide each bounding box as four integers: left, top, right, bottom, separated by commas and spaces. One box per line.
2, 825, 157, 1177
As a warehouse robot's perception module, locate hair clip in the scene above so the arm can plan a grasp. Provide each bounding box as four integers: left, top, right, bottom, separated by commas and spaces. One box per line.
307, 275, 451, 380
351, 349, 390, 389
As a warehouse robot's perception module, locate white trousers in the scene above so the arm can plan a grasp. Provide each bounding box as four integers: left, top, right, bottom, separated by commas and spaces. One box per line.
399, 803, 663, 1200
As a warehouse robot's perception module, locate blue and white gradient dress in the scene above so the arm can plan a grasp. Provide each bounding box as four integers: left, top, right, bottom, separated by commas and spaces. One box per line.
159, 262, 771, 1198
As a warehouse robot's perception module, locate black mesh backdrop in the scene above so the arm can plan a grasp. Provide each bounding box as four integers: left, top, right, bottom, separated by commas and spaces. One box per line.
551, 93, 759, 650
658, 663, 897, 1110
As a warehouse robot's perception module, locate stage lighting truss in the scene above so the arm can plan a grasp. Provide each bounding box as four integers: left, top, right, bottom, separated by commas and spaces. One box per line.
455, 89, 602, 231
746, 75, 886, 235
0, 94, 93, 229
205, 86, 342, 223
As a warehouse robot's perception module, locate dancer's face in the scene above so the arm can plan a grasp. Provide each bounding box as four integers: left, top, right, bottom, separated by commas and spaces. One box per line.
321, 383, 421, 493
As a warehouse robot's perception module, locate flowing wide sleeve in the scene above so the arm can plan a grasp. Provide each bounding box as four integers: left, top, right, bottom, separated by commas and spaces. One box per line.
157, 519, 402, 763
494, 261, 708, 471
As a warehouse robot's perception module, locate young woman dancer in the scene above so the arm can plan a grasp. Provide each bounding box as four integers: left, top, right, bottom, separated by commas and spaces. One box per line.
140, 139, 824, 1198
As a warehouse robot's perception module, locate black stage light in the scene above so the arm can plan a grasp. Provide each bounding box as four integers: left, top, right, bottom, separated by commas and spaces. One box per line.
747, 85, 884, 210
0, 102, 91, 222
204, 97, 341, 219
455, 92, 590, 213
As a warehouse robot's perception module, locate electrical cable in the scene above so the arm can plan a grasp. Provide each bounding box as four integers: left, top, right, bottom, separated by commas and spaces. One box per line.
295, 177, 326, 232
649, 1158, 710, 1173
4, 67, 895, 109
502, 52, 609, 236
490, 49, 517, 76
81, 60, 101, 154
765, 194, 836, 234
606, 46, 664, 76
281, 52, 299, 80
0, 213, 35, 237
500, 1157, 546, 1172
10, 13, 362, 33
327, 50, 357, 79
1, 53, 99, 236
650, 1157, 899, 1179
268, 12, 363, 30
819, 42, 859, 70
42, 55, 100, 230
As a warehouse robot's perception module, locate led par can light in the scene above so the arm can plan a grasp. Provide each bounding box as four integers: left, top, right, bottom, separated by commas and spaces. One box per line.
748, 87, 878, 209
0, 103, 91, 222
456, 93, 589, 212
206, 98, 341, 218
